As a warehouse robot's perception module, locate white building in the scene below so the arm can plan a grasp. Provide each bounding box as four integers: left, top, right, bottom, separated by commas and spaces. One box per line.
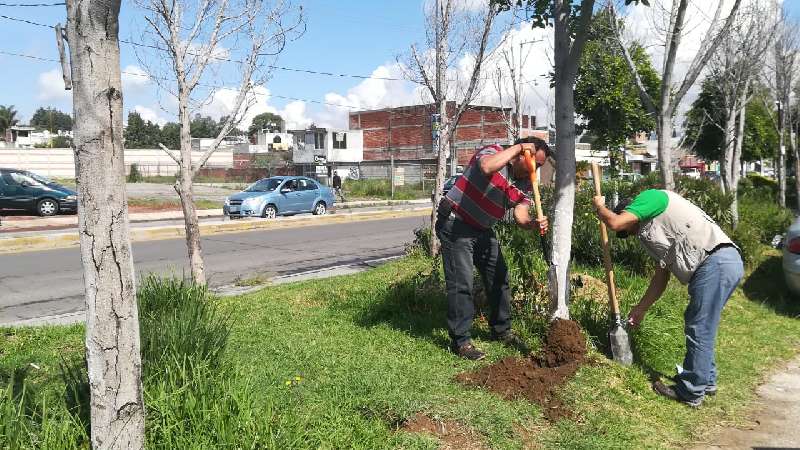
253, 131, 295, 152
291, 128, 363, 182
3, 126, 72, 148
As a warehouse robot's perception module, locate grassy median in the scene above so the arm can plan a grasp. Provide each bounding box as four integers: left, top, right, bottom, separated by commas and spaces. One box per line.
2, 248, 799, 448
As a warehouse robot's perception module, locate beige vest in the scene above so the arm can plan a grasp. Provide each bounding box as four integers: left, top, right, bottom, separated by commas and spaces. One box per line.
637, 191, 734, 284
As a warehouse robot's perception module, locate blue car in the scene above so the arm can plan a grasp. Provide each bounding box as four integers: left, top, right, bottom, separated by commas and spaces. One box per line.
223, 176, 335, 219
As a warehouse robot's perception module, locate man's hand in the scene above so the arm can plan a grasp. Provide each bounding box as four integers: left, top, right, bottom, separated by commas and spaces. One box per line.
627, 302, 649, 328
592, 195, 606, 212
534, 216, 549, 234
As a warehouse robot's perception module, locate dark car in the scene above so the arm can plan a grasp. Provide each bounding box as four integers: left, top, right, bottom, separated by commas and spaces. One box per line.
431, 175, 460, 203
0, 168, 77, 216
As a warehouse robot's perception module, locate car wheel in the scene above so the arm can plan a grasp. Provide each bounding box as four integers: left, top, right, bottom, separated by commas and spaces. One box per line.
313, 201, 327, 216
37, 198, 59, 217
262, 204, 277, 219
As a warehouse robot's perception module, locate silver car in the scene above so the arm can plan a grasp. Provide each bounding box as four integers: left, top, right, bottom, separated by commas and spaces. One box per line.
783, 216, 800, 294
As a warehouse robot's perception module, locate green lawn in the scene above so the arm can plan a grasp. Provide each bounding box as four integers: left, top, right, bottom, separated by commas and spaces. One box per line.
2, 251, 799, 449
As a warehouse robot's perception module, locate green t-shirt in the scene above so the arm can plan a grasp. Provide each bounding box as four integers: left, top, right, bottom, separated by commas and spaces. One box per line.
625, 189, 669, 221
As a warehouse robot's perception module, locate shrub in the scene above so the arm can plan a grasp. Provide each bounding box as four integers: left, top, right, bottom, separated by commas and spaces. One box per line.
137, 275, 231, 377
406, 226, 433, 257
127, 163, 144, 183
738, 189, 793, 244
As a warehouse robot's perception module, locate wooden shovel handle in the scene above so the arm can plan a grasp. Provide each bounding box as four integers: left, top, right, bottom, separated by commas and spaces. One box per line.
591, 163, 621, 317
523, 150, 545, 236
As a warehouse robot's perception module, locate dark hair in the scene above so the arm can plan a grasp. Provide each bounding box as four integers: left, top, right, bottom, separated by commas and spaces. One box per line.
513, 136, 551, 158
612, 198, 632, 238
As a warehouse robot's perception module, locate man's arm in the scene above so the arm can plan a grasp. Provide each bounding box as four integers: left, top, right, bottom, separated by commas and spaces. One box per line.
592, 196, 639, 232
628, 267, 670, 327
513, 202, 549, 234
479, 143, 532, 175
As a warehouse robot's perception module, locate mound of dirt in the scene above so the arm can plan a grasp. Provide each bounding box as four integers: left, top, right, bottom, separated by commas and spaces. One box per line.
455, 319, 587, 421
401, 413, 487, 450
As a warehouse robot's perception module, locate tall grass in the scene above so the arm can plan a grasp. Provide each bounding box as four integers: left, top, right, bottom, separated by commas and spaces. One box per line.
343, 179, 427, 200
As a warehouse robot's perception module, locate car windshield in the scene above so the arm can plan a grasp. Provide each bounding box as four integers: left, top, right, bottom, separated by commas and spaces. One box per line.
27, 173, 53, 185
245, 178, 282, 192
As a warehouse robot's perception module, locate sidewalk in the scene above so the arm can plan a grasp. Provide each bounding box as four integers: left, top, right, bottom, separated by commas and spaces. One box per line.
0, 201, 430, 254
0, 198, 430, 233
691, 355, 800, 449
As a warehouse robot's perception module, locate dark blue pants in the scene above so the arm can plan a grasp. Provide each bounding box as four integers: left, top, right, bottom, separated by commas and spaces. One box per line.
676, 246, 744, 401
436, 214, 512, 348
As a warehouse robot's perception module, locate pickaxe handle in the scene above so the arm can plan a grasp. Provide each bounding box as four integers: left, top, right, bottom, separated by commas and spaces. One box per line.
591, 163, 622, 320
523, 150, 545, 236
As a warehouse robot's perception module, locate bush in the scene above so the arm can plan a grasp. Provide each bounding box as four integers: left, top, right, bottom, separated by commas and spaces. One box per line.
137, 276, 230, 377
738, 189, 793, 245
127, 163, 144, 183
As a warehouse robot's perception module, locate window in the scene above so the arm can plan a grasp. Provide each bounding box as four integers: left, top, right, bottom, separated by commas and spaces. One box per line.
273, 135, 282, 144
2, 172, 39, 186
298, 179, 318, 191
333, 132, 347, 149
314, 132, 325, 150
245, 178, 281, 192
283, 180, 298, 191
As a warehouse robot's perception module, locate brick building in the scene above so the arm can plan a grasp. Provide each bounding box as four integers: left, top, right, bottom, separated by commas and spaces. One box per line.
349, 103, 540, 167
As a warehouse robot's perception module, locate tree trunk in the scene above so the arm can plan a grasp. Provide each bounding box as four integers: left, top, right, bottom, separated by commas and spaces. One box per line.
657, 106, 675, 190
177, 97, 206, 284
65, 1, 145, 448
779, 113, 787, 207
720, 106, 737, 195
731, 98, 747, 229
428, 1, 448, 257
549, 0, 580, 320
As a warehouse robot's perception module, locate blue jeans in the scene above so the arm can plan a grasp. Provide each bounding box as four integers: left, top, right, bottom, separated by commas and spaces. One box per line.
675, 246, 744, 402
436, 213, 512, 348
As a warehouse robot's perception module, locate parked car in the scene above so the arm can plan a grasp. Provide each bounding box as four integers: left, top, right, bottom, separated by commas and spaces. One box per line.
782, 216, 800, 296
682, 167, 702, 179
0, 168, 77, 216
223, 176, 335, 219
430, 175, 460, 203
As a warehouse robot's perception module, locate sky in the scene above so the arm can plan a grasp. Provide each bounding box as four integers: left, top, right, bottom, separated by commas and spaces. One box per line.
1, 0, 800, 132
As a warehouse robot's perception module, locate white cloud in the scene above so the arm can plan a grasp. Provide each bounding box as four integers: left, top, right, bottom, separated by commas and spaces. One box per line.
121, 65, 150, 91
132, 105, 168, 126
197, 85, 315, 131
37, 69, 72, 102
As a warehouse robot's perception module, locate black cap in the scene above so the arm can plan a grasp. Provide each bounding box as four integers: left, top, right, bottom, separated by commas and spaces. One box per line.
612, 199, 632, 239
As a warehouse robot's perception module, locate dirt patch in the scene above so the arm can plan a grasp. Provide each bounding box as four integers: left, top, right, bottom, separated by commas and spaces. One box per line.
401, 413, 488, 450
456, 319, 587, 421
570, 273, 608, 302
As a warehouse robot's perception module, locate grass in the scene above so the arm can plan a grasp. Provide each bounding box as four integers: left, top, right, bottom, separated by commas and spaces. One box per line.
2, 250, 799, 448
343, 179, 428, 201
127, 197, 219, 211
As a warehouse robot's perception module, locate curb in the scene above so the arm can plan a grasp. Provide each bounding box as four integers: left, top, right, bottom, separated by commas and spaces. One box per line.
0, 207, 430, 255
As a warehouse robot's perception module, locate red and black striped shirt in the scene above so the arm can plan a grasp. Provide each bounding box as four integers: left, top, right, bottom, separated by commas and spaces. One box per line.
443, 144, 530, 230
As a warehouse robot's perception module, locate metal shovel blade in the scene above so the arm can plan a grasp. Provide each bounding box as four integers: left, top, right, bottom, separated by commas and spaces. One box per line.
609, 323, 633, 366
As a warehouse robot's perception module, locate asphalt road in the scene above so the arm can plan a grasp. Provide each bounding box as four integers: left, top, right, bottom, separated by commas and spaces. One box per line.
0, 215, 428, 325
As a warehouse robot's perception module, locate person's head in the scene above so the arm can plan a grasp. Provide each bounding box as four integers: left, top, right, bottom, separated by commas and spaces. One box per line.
506, 136, 552, 180
612, 199, 640, 238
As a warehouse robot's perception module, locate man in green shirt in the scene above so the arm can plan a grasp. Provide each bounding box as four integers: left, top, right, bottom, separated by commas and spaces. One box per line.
593, 189, 743, 407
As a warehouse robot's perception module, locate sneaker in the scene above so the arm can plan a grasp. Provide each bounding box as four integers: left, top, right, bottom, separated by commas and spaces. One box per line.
652, 381, 703, 408
451, 342, 486, 361
490, 331, 531, 354
670, 374, 717, 396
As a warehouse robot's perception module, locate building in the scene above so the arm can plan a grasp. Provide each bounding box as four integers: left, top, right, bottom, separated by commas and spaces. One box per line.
348, 103, 538, 172
290, 127, 363, 182
2, 126, 72, 148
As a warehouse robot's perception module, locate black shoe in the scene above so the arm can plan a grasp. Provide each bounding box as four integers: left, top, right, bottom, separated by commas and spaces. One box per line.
490, 331, 531, 354
451, 342, 486, 361
652, 381, 702, 408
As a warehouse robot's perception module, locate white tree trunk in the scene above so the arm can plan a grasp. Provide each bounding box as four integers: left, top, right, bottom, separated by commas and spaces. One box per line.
720, 106, 737, 195
177, 98, 206, 284
65, 1, 145, 448
657, 111, 675, 189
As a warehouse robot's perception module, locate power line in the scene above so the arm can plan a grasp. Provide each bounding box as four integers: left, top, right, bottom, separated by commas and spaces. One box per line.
0, 13, 51, 27
0, 2, 64, 5
0, 48, 364, 110
0, 14, 412, 83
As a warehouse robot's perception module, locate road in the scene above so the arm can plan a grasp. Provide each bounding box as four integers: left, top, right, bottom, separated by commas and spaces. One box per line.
0, 215, 428, 326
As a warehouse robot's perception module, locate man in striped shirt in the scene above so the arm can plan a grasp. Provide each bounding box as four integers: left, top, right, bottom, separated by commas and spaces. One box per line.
436, 137, 551, 360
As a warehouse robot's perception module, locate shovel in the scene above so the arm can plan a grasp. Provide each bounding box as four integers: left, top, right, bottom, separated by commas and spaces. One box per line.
523, 150, 557, 298
591, 163, 633, 366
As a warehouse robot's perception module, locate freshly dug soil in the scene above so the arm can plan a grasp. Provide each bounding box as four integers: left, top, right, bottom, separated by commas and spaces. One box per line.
401, 413, 487, 450
456, 319, 587, 421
